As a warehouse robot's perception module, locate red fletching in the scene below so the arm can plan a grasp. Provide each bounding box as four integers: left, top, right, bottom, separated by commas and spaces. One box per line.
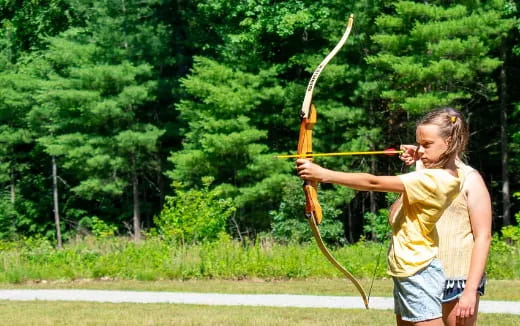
384, 147, 398, 156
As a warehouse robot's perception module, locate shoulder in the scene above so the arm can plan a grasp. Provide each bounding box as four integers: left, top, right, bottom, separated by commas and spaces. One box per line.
401, 168, 457, 182
464, 168, 488, 193
457, 163, 485, 188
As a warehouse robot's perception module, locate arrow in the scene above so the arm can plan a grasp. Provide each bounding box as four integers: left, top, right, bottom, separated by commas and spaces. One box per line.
276, 148, 403, 159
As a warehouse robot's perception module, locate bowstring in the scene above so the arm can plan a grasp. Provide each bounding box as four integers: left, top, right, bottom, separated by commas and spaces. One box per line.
367, 232, 386, 302
366, 158, 410, 303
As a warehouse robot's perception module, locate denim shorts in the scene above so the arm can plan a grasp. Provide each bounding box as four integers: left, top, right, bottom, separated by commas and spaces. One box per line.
442, 274, 486, 303
393, 259, 445, 322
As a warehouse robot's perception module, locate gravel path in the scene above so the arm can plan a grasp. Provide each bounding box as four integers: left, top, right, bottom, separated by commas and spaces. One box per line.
1, 289, 519, 314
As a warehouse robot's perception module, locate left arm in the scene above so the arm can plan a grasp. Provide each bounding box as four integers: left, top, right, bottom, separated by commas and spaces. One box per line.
456, 171, 492, 320
296, 159, 405, 193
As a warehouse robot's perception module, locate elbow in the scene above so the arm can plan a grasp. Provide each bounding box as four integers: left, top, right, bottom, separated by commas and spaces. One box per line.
366, 176, 382, 191
475, 231, 491, 247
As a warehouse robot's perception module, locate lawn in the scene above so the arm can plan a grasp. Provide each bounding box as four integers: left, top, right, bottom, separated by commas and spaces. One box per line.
1, 279, 519, 325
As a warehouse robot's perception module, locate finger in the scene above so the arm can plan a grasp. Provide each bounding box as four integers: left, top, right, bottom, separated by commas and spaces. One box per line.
299, 173, 311, 180
458, 308, 468, 320
400, 144, 414, 152
296, 163, 308, 172
468, 306, 475, 316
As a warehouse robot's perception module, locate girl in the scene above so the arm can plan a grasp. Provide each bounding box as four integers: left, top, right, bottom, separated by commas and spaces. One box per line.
296, 108, 468, 325
398, 109, 491, 326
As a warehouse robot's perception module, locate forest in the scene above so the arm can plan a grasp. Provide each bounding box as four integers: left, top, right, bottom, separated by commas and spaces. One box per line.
0, 0, 519, 246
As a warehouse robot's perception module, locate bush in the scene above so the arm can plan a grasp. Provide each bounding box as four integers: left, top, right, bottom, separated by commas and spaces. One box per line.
501, 212, 520, 245
154, 177, 235, 244
270, 180, 345, 245
362, 193, 396, 242
487, 233, 520, 279
363, 209, 391, 242
0, 235, 517, 282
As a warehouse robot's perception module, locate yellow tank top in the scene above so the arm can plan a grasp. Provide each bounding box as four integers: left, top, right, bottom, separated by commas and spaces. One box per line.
436, 163, 475, 278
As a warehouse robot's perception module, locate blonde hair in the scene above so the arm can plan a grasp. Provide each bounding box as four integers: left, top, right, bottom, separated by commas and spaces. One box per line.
417, 107, 469, 169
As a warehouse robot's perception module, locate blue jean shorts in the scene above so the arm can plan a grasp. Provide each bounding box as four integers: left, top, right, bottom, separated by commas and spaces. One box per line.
393, 259, 445, 322
442, 274, 486, 303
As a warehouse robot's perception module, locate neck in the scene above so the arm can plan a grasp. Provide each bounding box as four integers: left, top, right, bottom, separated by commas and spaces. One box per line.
444, 157, 458, 177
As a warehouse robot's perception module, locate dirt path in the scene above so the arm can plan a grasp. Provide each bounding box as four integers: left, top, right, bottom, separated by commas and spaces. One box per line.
0, 289, 519, 314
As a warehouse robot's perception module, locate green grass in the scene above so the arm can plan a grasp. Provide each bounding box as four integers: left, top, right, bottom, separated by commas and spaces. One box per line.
0, 301, 518, 326
0, 236, 518, 324
1, 276, 519, 325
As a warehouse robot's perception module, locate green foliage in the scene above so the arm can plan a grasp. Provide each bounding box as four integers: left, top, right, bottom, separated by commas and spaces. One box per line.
23, 28, 164, 234
0, 235, 517, 283
0, 236, 390, 282
362, 192, 397, 241
88, 217, 118, 239
500, 209, 520, 244
270, 178, 345, 245
0, 192, 18, 240
0, 0, 518, 243
363, 209, 391, 242
486, 233, 520, 279
154, 177, 236, 244
0, 0, 76, 55
168, 56, 292, 233
367, 0, 515, 113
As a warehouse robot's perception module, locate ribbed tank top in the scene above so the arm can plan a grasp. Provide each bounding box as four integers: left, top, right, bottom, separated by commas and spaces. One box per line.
436, 163, 475, 279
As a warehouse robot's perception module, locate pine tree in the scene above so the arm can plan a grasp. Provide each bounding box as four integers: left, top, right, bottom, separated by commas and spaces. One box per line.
26, 29, 163, 241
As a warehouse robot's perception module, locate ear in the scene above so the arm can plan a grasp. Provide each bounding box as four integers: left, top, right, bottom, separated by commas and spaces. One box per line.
445, 136, 452, 145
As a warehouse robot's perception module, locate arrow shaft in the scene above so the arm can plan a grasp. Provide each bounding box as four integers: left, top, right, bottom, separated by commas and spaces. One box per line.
276, 150, 403, 158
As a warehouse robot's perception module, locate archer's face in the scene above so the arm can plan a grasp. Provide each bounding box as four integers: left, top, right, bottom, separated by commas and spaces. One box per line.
415, 124, 450, 168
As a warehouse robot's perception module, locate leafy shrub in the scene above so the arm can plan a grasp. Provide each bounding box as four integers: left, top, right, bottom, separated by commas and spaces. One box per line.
0, 235, 517, 282
154, 177, 235, 244
270, 180, 345, 245
362, 193, 396, 241
501, 194, 520, 244
363, 209, 391, 242
91, 217, 118, 238
78, 216, 118, 239
487, 233, 520, 279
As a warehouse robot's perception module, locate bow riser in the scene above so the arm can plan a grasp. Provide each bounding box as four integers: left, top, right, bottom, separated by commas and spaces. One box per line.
298, 104, 323, 224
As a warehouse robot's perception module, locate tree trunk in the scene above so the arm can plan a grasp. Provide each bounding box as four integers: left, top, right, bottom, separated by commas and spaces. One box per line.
347, 203, 353, 243
370, 156, 376, 240
500, 43, 511, 226
132, 154, 141, 241
52, 156, 62, 249
10, 164, 15, 204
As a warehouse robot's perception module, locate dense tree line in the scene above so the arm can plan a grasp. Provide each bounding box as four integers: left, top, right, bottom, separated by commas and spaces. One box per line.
0, 0, 518, 244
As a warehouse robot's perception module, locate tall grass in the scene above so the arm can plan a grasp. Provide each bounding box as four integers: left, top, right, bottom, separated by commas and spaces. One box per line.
0, 236, 518, 283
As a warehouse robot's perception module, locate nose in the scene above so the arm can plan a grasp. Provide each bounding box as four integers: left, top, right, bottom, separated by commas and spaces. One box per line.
417, 145, 425, 155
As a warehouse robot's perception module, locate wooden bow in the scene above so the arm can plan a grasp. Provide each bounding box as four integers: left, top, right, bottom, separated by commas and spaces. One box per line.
297, 14, 369, 309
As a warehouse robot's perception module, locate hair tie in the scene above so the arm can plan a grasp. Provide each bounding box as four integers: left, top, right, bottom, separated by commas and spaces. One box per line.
450, 116, 457, 123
